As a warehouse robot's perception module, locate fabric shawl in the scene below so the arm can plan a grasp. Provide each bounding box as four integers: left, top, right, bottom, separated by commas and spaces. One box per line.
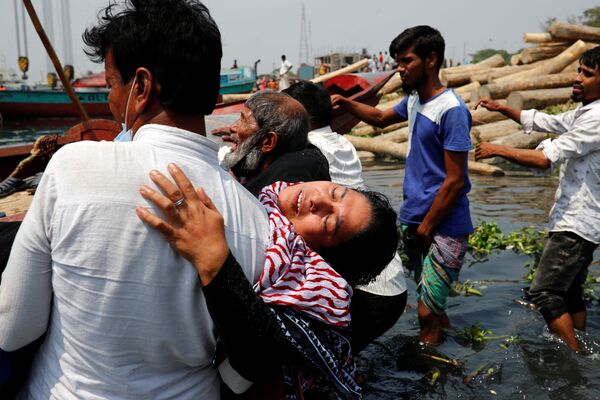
256, 181, 352, 327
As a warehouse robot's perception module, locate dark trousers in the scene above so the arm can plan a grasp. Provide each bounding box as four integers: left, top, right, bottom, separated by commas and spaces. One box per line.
528, 231, 598, 323
0, 221, 45, 399
350, 289, 407, 354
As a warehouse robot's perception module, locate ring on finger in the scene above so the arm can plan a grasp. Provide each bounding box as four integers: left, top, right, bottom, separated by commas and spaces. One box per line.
173, 197, 186, 208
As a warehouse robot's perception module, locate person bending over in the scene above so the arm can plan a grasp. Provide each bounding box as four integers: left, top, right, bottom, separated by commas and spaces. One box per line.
474, 46, 600, 352
136, 163, 399, 399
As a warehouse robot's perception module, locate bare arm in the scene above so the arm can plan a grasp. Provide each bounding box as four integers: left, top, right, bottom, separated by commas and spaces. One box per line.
331, 94, 404, 128
475, 143, 551, 169
474, 98, 522, 123
416, 150, 468, 249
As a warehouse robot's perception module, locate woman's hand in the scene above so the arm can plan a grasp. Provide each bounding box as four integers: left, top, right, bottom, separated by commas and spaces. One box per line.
136, 163, 229, 286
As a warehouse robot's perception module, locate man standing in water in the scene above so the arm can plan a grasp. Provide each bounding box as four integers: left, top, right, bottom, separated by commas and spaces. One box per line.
332, 26, 473, 346
474, 46, 600, 352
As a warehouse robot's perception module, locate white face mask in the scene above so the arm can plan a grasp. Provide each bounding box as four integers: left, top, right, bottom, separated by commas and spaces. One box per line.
114, 76, 137, 142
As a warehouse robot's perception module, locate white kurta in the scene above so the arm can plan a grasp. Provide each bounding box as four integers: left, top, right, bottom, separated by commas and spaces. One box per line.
308, 126, 406, 296
0, 124, 269, 399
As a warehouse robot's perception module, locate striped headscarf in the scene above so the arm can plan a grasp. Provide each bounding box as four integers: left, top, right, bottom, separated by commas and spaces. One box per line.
255, 181, 352, 327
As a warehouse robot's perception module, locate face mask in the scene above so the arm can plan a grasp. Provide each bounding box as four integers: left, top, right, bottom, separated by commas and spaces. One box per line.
114, 76, 137, 142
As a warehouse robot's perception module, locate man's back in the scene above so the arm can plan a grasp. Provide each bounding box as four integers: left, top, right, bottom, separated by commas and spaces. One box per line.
0, 125, 269, 399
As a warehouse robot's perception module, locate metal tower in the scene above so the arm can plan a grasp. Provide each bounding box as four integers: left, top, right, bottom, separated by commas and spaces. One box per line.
299, 4, 309, 65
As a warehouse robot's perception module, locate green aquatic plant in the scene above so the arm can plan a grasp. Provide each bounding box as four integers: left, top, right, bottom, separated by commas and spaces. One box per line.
540, 101, 578, 116
467, 221, 547, 283
504, 228, 546, 257
447, 323, 509, 349
583, 274, 600, 304
468, 221, 504, 261
499, 335, 520, 349
450, 280, 483, 297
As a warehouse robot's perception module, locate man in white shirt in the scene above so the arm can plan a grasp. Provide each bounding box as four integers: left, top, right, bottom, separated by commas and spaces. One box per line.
279, 55, 293, 90
284, 81, 407, 353
0, 1, 268, 398
474, 46, 600, 352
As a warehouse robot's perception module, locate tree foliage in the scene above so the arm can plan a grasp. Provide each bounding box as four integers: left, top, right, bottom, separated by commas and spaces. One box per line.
470, 48, 511, 64
581, 7, 600, 27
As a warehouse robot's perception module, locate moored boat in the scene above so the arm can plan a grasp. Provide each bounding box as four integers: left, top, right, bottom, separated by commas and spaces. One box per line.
0, 88, 111, 118
0, 71, 394, 181
219, 66, 255, 94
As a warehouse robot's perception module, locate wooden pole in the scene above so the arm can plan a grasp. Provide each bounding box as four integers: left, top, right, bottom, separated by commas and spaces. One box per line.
549, 21, 600, 42
523, 32, 553, 44
346, 135, 505, 176
494, 40, 589, 85
22, 0, 90, 122
311, 59, 369, 84
506, 87, 573, 110
479, 72, 577, 100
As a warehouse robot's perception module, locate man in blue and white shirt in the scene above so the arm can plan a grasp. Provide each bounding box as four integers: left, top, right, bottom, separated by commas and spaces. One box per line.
333, 25, 473, 345
475, 46, 600, 352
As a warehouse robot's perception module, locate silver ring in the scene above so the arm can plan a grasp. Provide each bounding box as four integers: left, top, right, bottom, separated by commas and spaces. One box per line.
173, 197, 185, 208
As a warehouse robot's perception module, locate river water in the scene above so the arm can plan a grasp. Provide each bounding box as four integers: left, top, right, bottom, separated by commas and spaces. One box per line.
1, 121, 599, 399
360, 162, 600, 400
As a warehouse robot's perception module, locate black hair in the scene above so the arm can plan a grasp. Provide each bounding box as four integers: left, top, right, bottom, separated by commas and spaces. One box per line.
283, 81, 332, 127
319, 190, 399, 287
245, 91, 309, 157
83, 0, 222, 115
580, 45, 600, 70
389, 25, 445, 71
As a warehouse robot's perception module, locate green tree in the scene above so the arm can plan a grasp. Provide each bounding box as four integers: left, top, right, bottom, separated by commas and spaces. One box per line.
581, 6, 600, 27
539, 17, 557, 32
470, 48, 511, 64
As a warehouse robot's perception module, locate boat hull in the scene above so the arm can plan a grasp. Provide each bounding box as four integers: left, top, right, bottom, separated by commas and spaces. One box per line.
219, 81, 255, 95
0, 90, 111, 118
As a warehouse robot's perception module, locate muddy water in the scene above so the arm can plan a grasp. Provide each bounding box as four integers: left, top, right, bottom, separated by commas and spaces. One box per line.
359, 162, 600, 400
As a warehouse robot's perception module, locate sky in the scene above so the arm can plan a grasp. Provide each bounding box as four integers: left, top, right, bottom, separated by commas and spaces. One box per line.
0, 0, 598, 83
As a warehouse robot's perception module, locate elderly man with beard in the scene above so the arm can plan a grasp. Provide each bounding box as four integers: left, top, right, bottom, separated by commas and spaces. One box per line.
217, 90, 330, 196
331, 25, 473, 346
474, 46, 600, 352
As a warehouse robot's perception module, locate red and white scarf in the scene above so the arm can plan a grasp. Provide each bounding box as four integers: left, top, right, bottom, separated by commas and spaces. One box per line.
255, 181, 352, 327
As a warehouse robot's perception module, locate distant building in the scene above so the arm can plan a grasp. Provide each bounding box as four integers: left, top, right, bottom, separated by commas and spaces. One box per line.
313, 52, 363, 74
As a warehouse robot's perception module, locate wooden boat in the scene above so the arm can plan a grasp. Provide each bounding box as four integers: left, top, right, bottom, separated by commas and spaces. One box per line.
0, 88, 111, 118
0, 71, 395, 180
219, 67, 255, 94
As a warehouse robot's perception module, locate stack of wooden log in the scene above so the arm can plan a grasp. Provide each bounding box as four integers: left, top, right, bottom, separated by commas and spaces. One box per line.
348, 21, 600, 176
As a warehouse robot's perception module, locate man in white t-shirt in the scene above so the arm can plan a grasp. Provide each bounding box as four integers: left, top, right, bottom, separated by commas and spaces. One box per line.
279, 54, 293, 90
0, 1, 268, 398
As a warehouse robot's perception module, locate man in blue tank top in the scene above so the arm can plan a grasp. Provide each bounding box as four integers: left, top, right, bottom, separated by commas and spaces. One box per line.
332, 25, 473, 345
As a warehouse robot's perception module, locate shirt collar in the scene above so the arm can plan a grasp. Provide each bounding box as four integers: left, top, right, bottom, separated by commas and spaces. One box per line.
309, 125, 333, 134
580, 98, 600, 111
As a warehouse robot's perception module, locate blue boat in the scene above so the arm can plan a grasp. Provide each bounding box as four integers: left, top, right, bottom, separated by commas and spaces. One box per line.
219, 66, 255, 94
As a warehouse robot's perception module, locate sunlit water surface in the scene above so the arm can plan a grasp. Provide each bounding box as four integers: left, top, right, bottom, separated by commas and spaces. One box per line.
360, 162, 600, 400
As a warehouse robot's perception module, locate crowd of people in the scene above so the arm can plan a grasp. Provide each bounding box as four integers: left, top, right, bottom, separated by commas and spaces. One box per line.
0, 0, 598, 398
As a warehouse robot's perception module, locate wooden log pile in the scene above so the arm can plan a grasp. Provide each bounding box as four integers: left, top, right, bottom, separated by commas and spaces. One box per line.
344, 21, 599, 173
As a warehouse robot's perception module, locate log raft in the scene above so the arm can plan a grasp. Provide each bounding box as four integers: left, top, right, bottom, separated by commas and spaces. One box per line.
345, 135, 505, 176
479, 72, 576, 99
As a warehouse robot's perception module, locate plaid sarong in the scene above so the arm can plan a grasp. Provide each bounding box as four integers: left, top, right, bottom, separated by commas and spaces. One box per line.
400, 225, 468, 315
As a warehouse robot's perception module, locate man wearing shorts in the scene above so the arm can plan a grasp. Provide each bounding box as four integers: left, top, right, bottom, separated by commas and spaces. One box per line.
475, 46, 600, 351
332, 25, 473, 345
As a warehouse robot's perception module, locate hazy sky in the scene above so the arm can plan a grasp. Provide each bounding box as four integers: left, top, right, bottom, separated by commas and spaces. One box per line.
1, 0, 598, 83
